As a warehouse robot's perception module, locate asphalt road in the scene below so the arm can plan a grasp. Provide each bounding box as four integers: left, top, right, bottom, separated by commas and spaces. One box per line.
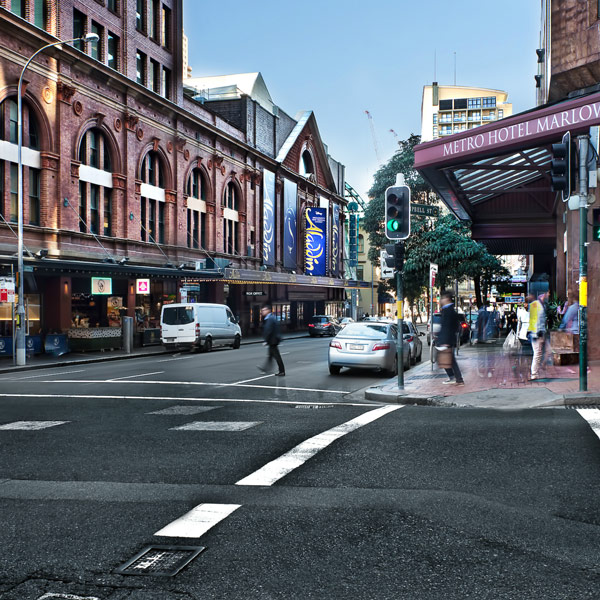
1, 336, 600, 599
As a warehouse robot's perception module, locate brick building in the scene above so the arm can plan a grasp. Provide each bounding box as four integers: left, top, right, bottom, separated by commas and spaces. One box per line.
0, 1, 348, 353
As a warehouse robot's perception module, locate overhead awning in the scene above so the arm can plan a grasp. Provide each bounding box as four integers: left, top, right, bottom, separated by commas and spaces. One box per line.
414, 90, 600, 254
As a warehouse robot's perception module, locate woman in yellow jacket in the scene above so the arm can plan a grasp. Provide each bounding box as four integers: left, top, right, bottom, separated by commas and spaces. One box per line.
527, 292, 548, 380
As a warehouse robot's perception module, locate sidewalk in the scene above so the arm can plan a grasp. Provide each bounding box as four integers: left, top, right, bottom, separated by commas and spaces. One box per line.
0, 332, 310, 375
365, 339, 600, 409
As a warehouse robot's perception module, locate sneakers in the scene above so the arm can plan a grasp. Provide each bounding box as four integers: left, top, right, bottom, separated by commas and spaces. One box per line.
454, 381, 465, 386
442, 379, 455, 385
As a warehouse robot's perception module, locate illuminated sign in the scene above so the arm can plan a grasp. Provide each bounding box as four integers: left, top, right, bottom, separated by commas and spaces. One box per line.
91, 277, 112, 295
136, 279, 150, 294
305, 207, 327, 277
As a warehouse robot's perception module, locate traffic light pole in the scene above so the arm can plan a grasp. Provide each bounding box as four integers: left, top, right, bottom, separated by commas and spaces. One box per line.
396, 241, 404, 390
578, 134, 589, 392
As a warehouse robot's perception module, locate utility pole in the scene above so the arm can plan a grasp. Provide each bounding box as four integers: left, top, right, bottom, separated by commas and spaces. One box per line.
578, 134, 589, 392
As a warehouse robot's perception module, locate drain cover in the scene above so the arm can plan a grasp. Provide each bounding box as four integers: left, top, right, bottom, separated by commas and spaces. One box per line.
115, 545, 205, 577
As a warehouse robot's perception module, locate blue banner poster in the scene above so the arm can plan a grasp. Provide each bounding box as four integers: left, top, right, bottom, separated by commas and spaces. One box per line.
331, 203, 340, 278
305, 207, 328, 276
283, 179, 298, 269
262, 169, 276, 266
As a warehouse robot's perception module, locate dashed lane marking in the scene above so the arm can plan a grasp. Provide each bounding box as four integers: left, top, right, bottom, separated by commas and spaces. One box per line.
236, 405, 402, 486
28, 379, 350, 394
0, 421, 70, 431
233, 374, 274, 384
154, 503, 241, 538
170, 421, 261, 431
147, 405, 221, 416
108, 371, 165, 381
0, 393, 374, 407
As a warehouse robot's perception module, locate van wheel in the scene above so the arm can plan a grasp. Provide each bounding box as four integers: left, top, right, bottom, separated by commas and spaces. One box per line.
233, 335, 241, 349
203, 337, 212, 353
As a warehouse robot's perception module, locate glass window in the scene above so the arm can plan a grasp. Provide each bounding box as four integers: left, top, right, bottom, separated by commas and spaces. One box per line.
90, 184, 99, 234
162, 5, 171, 49
73, 10, 85, 51
136, 51, 146, 85
498, 109, 504, 119
11, 0, 24, 18
162, 66, 171, 99
107, 32, 119, 70
29, 168, 40, 226
136, 0, 144, 31
107, 0, 118, 13
141, 198, 146, 241
162, 306, 194, 325
90, 21, 102, 61
79, 180, 87, 232
10, 163, 18, 223
158, 202, 165, 244
104, 188, 112, 236
89, 129, 98, 168
149, 0, 158, 39
149, 198, 156, 241
468, 98, 481, 109
149, 59, 160, 93
482, 96, 497, 108
34, 0, 48, 29
358, 234, 365, 253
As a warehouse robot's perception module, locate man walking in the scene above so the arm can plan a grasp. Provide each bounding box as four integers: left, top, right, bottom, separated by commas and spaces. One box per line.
258, 302, 285, 376
438, 290, 465, 386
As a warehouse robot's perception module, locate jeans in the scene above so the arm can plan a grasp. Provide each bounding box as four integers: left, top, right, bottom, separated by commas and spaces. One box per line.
444, 349, 463, 383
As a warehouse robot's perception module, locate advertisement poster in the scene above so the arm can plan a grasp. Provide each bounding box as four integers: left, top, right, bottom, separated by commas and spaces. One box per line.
331, 203, 340, 278
107, 296, 123, 327
305, 207, 327, 277
262, 169, 276, 266
283, 179, 298, 269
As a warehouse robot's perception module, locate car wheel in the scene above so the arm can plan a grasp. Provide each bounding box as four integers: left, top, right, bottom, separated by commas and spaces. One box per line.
203, 337, 212, 353
387, 356, 398, 377
329, 365, 341, 375
232, 335, 241, 349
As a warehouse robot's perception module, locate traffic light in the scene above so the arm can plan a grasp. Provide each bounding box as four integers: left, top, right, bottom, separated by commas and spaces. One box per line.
551, 131, 574, 202
384, 185, 410, 240
593, 208, 600, 242
383, 243, 405, 271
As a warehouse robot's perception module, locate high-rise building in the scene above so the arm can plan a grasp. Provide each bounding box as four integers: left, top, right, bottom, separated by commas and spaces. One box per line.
421, 84, 513, 143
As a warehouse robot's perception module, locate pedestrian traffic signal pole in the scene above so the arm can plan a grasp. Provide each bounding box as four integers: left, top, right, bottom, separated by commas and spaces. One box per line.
577, 134, 589, 392
396, 242, 404, 390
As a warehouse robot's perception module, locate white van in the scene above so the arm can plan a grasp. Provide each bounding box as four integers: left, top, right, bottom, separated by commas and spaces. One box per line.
160, 303, 242, 352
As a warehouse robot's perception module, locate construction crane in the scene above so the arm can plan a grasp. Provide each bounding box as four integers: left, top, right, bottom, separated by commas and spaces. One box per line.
365, 110, 382, 164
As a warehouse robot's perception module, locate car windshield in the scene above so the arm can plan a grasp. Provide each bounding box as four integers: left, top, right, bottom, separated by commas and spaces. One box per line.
162, 306, 194, 325
339, 324, 387, 338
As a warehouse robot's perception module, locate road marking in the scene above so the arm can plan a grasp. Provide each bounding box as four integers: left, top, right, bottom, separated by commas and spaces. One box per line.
157, 355, 196, 363
108, 371, 164, 381
38, 594, 100, 599
39, 380, 349, 394
0, 421, 69, 431
170, 421, 261, 431
154, 503, 240, 538
7, 369, 86, 380
147, 405, 221, 416
577, 408, 600, 440
233, 374, 274, 384
236, 405, 402, 486
0, 393, 374, 407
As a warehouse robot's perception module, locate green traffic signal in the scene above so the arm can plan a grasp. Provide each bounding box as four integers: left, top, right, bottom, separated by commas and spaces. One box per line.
387, 219, 400, 232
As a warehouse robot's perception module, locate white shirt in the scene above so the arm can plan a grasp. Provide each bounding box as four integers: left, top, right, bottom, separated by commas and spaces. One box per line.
517, 306, 530, 340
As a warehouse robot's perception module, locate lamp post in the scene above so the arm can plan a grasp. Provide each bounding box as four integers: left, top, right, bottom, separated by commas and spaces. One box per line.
16, 33, 98, 366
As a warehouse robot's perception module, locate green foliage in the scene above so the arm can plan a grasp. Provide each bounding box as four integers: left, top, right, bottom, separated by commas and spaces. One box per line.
362, 133, 509, 306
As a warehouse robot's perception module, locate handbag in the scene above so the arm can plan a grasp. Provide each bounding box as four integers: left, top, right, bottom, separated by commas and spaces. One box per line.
436, 347, 453, 368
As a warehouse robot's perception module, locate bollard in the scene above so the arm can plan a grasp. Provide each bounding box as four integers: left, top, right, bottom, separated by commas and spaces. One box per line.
122, 316, 133, 354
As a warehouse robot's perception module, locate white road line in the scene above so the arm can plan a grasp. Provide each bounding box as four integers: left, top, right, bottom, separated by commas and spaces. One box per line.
233, 374, 274, 384
236, 405, 402, 486
32, 380, 349, 394
107, 371, 164, 381
170, 421, 261, 431
157, 355, 196, 363
0, 393, 374, 407
7, 369, 86, 380
577, 408, 600, 440
147, 405, 221, 416
154, 503, 240, 538
0, 420, 69, 430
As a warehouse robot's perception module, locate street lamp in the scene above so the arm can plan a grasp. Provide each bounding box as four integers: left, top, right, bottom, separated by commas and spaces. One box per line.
16, 32, 99, 366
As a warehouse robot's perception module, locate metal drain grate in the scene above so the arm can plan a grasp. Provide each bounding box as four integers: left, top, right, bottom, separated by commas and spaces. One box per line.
115, 545, 205, 577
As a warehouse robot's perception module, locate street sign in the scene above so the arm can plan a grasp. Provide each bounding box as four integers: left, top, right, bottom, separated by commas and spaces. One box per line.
380, 250, 394, 279
136, 279, 150, 294
0, 277, 16, 303
429, 263, 438, 287
411, 203, 440, 217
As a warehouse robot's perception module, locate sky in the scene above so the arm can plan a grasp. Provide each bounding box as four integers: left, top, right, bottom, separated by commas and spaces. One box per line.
182, 0, 541, 202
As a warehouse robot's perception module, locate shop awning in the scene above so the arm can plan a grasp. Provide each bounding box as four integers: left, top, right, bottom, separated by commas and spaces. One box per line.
414, 90, 600, 254
222, 267, 371, 288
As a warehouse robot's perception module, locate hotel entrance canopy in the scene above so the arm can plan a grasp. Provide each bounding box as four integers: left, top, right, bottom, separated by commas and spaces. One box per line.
414, 91, 600, 254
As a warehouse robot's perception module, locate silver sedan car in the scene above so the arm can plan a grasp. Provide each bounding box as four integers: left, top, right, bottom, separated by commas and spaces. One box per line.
328, 322, 410, 375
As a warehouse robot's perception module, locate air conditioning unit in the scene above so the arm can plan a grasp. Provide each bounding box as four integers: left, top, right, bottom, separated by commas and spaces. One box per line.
195, 260, 207, 270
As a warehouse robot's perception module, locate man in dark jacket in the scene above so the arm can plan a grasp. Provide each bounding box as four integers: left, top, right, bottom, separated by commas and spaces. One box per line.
258, 302, 285, 376
437, 290, 464, 385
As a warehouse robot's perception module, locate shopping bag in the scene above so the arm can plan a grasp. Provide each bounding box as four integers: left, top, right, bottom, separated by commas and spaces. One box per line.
503, 330, 521, 354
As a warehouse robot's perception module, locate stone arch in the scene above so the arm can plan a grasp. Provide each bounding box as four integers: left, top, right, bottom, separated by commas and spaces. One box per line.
222, 174, 244, 212
74, 119, 122, 174
185, 159, 212, 202
137, 142, 173, 190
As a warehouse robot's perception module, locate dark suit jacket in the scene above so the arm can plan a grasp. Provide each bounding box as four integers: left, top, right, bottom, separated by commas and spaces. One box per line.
262, 313, 281, 346
438, 303, 460, 347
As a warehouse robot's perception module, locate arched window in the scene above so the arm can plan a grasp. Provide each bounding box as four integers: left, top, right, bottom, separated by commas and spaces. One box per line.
0, 97, 41, 225
140, 150, 165, 244
299, 149, 315, 177
78, 128, 114, 236
186, 167, 207, 249
223, 181, 239, 255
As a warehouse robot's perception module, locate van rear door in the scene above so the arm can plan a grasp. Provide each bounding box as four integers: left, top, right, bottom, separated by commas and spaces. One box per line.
161, 305, 196, 344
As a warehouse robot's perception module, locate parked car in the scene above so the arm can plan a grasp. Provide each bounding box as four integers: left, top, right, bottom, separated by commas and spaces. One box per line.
160, 303, 241, 352
339, 317, 355, 328
308, 315, 341, 337
427, 312, 470, 346
404, 321, 424, 364
328, 322, 410, 375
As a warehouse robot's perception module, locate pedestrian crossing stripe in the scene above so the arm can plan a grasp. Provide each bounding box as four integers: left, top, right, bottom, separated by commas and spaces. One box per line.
170, 421, 262, 431
147, 406, 221, 415
0, 421, 69, 430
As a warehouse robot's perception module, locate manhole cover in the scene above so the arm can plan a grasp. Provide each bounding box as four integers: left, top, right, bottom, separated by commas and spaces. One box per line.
115, 545, 205, 577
